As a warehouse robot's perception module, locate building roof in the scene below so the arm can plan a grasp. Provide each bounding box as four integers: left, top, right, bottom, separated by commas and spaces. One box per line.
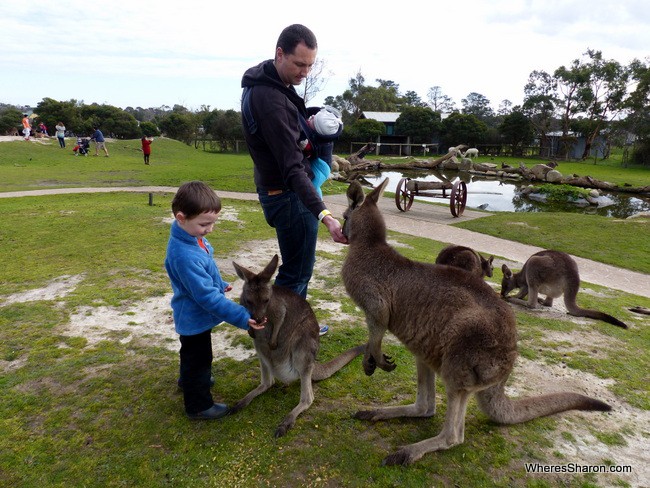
361, 111, 401, 123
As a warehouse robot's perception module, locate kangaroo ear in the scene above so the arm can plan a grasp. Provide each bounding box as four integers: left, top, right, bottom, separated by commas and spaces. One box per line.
501, 264, 511, 277
367, 178, 389, 204
259, 254, 279, 282
487, 255, 494, 265
233, 261, 254, 282
346, 180, 366, 208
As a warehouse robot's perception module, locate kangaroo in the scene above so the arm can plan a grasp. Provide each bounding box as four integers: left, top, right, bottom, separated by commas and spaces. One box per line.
341, 179, 611, 466
230, 254, 365, 438
501, 250, 628, 329
435, 245, 494, 278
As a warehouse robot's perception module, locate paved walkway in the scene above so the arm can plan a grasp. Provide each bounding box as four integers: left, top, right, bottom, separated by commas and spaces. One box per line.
2, 186, 649, 298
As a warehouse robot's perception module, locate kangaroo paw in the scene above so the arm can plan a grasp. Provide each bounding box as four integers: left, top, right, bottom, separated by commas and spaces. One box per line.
379, 354, 397, 372
274, 419, 295, 438
229, 401, 245, 415
269, 341, 278, 350
382, 448, 417, 466
353, 409, 379, 421
362, 354, 377, 376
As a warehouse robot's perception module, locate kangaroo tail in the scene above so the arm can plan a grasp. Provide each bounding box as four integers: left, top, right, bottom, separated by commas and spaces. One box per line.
568, 305, 628, 329
476, 382, 611, 425
312, 344, 366, 381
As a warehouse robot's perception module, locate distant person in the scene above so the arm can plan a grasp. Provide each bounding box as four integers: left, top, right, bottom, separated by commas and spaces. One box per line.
165, 181, 266, 420
90, 126, 109, 157
21, 114, 31, 141
141, 136, 153, 165
38, 122, 48, 137
55, 122, 66, 148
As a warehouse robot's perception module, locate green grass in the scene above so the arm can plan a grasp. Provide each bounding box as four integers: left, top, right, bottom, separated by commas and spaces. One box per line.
1, 139, 648, 487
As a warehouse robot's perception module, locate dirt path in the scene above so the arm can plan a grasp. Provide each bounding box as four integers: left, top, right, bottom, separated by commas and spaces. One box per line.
2, 186, 648, 298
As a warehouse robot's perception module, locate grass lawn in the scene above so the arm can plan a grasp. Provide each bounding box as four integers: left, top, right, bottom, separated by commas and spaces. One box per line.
1, 138, 649, 487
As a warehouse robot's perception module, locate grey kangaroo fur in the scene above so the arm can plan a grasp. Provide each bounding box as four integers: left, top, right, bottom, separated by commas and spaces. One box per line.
501, 250, 628, 329
341, 179, 611, 466
231, 254, 365, 438
435, 244, 494, 278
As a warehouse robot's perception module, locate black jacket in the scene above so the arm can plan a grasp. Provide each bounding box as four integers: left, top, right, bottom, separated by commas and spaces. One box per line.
241, 60, 326, 219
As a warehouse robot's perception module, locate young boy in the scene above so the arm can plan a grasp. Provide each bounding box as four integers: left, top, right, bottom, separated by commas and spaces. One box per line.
165, 181, 265, 420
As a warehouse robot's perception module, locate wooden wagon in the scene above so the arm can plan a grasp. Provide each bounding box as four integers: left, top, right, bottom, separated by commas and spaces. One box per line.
394, 177, 468, 217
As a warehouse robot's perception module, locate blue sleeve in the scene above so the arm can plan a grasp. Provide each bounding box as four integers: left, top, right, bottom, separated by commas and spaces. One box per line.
172, 257, 251, 329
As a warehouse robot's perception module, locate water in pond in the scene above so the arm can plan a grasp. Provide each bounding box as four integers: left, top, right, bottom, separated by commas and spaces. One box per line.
362, 170, 650, 218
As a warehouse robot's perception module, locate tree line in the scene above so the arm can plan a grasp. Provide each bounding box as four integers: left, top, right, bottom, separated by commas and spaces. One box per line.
1, 49, 648, 163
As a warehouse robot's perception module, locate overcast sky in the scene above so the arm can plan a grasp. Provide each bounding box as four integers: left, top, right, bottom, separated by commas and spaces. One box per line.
1, 0, 648, 113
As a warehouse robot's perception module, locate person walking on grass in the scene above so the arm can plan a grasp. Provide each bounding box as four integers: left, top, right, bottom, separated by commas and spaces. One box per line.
165, 181, 266, 420
241, 24, 347, 336
90, 126, 109, 157
55, 122, 66, 148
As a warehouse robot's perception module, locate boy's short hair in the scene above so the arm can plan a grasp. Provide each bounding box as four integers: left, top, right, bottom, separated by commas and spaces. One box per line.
172, 181, 222, 219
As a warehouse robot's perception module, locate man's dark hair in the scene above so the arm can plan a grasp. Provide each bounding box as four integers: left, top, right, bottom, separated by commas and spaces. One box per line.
276, 24, 317, 56
172, 181, 221, 218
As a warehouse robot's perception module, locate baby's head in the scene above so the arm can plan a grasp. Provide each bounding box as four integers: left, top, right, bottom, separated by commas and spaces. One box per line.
309, 107, 343, 136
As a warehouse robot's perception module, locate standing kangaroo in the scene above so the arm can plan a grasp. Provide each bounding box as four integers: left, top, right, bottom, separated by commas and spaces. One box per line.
501, 250, 628, 329
341, 179, 611, 466
435, 244, 494, 278
230, 254, 365, 437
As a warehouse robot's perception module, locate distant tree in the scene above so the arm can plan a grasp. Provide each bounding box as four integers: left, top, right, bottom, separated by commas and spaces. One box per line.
553, 57, 591, 158
139, 121, 160, 137
402, 90, 428, 108
499, 110, 535, 155
0, 107, 22, 134
34, 98, 83, 135
461, 92, 495, 124
576, 49, 630, 159
346, 118, 385, 142
302, 58, 331, 105
203, 109, 242, 151
522, 70, 558, 157
395, 106, 441, 143
439, 112, 487, 148
497, 99, 513, 117
80, 103, 140, 138
623, 57, 650, 164
427, 86, 456, 113
158, 112, 196, 144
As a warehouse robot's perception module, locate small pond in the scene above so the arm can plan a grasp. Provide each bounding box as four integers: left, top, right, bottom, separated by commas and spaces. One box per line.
361, 170, 650, 218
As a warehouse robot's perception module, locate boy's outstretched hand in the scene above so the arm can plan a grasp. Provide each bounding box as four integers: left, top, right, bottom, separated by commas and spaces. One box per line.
248, 317, 267, 330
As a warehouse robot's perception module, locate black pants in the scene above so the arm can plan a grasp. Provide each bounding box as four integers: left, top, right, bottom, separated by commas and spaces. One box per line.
179, 330, 214, 414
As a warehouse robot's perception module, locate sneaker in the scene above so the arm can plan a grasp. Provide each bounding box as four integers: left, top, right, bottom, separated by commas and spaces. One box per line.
187, 403, 229, 420
177, 376, 215, 390
319, 324, 329, 336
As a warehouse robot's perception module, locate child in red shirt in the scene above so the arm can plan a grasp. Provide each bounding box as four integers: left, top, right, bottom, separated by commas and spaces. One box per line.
141, 136, 153, 165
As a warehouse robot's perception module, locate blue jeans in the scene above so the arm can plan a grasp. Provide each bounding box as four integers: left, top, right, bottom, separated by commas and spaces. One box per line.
258, 190, 318, 299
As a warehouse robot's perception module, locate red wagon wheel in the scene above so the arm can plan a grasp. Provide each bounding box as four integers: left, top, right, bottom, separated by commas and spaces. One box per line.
450, 181, 467, 217
395, 177, 414, 212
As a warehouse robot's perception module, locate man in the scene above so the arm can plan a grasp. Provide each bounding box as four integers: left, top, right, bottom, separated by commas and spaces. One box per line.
241, 24, 347, 335
91, 126, 109, 157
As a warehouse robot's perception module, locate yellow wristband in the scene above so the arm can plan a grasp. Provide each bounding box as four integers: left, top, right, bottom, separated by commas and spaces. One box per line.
318, 209, 332, 222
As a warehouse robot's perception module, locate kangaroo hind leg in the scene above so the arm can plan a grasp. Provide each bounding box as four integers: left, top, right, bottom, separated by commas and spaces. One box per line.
382, 388, 471, 466
355, 359, 436, 421
274, 365, 315, 438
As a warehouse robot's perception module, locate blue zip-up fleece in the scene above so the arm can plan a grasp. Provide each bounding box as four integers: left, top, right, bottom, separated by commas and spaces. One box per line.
165, 220, 251, 335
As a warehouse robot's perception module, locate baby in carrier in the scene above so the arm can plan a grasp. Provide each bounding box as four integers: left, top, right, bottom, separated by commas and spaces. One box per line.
300, 106, 343, 197
73, 137, 90, 156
